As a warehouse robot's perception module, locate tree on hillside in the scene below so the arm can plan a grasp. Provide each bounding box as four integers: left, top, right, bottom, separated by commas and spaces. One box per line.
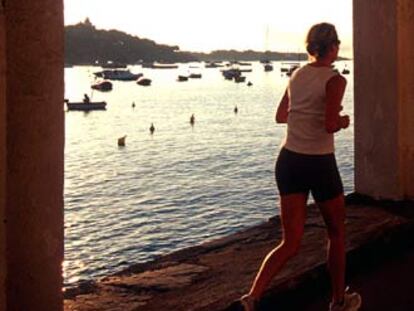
64, 19, 197, 65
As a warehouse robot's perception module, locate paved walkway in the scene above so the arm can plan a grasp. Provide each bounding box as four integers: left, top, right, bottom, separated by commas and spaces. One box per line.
64, 195, 414, 311
246, 231, 414, 311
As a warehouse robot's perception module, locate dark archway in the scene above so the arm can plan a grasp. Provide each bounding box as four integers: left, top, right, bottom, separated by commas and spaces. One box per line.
1, 0, 414, 310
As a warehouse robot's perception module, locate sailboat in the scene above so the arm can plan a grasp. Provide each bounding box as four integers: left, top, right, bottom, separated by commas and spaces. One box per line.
262, 25, 273, 72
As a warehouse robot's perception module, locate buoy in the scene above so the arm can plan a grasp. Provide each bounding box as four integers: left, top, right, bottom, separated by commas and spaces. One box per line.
234, 106, 238, 114
132, 102, 136, 108
118, 135, 127, 146
150, 123, 155, 134
190, 114, 195, 126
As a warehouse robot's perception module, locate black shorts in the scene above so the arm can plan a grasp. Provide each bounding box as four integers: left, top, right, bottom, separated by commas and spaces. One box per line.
275, 147, 343, 202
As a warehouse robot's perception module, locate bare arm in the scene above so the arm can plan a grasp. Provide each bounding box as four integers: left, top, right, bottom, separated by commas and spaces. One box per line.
275, 89, 289, 123
325, 75, 349, 133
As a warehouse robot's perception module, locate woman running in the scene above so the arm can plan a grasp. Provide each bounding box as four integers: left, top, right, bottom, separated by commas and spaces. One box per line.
241, 23, 361, 311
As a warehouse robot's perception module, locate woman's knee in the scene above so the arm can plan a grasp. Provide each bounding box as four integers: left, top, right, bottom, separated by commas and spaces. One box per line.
318, 195, 345, 239
326, 222, 345, 240
281, 236, 303, 256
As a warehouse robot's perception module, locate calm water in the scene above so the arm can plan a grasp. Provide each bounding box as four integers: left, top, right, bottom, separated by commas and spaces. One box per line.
64, 61, 354, 287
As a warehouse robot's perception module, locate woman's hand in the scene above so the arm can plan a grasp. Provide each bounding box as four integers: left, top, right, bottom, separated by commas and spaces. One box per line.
339, 115, 350, 129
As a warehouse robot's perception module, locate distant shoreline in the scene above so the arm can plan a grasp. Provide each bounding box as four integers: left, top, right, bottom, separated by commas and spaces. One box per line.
65, 58, 351, 67
65, 21, 350, 66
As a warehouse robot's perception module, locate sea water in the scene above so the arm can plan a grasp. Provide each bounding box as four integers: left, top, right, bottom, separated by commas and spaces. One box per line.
64, 61, 354, 287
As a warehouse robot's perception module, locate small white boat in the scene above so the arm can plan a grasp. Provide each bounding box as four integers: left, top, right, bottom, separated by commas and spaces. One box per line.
101, 62, 127, 69
234, 61, 252, 66
142, 62, 179, 69
205, 62, 224, 68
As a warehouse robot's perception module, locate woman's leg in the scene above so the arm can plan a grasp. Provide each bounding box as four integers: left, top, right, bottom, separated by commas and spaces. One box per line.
317, 194, 346, 304
248, 192, 308, 300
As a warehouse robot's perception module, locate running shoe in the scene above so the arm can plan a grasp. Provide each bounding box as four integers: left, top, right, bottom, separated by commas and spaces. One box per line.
240, 294, 256, 311
329, 287, 362, 311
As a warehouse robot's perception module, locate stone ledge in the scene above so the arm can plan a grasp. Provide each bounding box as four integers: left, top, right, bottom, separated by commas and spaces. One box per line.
64, 195, 414, 311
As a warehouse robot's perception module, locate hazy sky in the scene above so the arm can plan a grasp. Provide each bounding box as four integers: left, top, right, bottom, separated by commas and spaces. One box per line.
64, 0, 353, 57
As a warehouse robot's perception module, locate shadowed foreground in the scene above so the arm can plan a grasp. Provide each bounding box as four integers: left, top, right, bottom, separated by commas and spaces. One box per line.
64, 194, 414, 311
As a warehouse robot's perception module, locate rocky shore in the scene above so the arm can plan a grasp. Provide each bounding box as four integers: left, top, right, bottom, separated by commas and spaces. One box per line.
64, 194, 414, 311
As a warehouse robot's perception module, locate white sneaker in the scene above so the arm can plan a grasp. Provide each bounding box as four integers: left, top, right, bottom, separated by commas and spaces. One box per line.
330, 288, 362, 311
240, 294, 256, 311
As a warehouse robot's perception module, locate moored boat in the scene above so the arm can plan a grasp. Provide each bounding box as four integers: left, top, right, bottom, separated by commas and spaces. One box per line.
91, 80, 113, 91
137, 77, 152, 86
101, 62, 127, 69
239, 68, 253, 73
221, 68, 241, 80
234, 76, 246, 83
286, 64, 300, 77
66, 101, 107, 111
177, 75, 189, 82
143, 62, 179, 69
235, 61, 252, 66
93, 69, 143, 81
189, 73, 202, 79
264, 62, 273, 72
281, 62, 300, 75
205, 61, 224, 68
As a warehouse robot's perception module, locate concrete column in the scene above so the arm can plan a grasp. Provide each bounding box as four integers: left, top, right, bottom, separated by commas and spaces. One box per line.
398, 1, 414, 198
5, 0, 64, 310
353, 0, 414, 200
0, 2, 6, 310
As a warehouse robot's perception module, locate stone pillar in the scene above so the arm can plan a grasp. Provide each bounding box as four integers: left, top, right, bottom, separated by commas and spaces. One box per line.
353, 0, 414, 200
0, 2, 6, 310
5, 0, 64, 310
398, 1, 414, 199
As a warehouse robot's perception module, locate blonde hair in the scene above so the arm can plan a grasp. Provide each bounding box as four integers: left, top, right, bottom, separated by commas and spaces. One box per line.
306, 23, 339, 59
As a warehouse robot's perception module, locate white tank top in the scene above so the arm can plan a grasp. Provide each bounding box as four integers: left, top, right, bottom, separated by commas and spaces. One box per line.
282, 64, 338, 155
